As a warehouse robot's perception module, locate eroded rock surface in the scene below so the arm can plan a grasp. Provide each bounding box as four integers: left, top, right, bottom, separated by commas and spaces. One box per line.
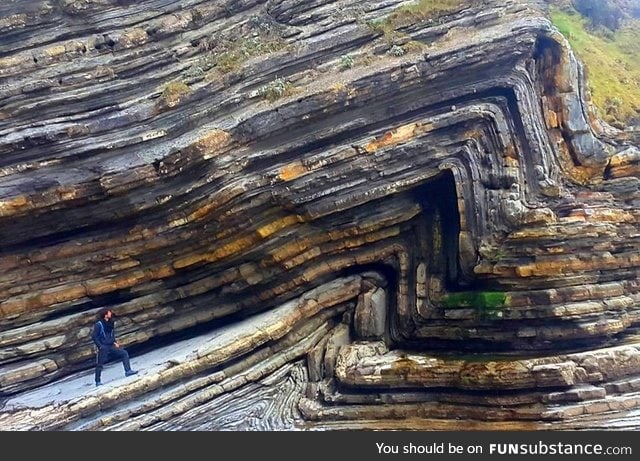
0, 0, 639, 430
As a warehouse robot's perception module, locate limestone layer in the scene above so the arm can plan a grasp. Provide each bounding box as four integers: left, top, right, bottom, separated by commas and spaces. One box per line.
0, 0, 639, 430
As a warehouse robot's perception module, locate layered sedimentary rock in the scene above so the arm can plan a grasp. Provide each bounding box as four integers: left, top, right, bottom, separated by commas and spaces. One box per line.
0, 0, 639, 430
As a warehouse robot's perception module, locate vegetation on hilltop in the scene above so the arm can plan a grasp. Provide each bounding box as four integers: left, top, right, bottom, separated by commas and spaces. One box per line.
550, 1, 640, 128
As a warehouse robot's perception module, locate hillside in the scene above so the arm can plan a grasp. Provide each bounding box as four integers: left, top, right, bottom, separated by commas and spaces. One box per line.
548, 0, 640, 129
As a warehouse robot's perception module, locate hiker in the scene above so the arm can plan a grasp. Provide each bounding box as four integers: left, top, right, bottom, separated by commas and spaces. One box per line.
92, 308, 138, 386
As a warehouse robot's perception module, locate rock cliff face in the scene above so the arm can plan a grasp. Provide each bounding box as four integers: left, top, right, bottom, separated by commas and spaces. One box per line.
0, 0, 639, 430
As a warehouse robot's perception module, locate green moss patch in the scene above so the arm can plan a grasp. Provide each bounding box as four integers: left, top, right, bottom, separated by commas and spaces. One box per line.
440, 291, 507, 310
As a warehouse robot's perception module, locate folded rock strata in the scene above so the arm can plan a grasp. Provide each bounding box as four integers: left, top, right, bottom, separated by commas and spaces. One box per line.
0, 0, 638, 430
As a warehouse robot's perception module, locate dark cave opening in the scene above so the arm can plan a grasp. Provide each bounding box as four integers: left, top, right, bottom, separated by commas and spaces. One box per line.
411, 170, 462, 291
534, 36, 564, 98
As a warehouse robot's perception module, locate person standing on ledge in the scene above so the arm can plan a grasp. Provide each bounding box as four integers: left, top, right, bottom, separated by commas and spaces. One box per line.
92, 308, 138, 386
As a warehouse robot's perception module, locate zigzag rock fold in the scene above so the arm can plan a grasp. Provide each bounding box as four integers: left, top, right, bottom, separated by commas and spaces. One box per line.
0, 0, 639, 430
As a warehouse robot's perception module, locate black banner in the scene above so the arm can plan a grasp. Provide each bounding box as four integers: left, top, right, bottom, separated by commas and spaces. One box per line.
1, 430, 637, 461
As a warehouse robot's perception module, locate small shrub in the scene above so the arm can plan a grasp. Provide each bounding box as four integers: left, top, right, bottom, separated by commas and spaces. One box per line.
215, 51, 243, 74
339, 54, 355, 70
159, 81, 190, 107
257, 77, 293, 101
388, 44, 406, 56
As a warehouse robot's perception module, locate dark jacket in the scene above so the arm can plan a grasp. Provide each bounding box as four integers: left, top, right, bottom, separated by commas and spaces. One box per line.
91, 319, 116, 348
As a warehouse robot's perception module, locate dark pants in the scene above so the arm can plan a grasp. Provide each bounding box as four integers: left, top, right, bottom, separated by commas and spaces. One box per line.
95, 345, 131, 383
